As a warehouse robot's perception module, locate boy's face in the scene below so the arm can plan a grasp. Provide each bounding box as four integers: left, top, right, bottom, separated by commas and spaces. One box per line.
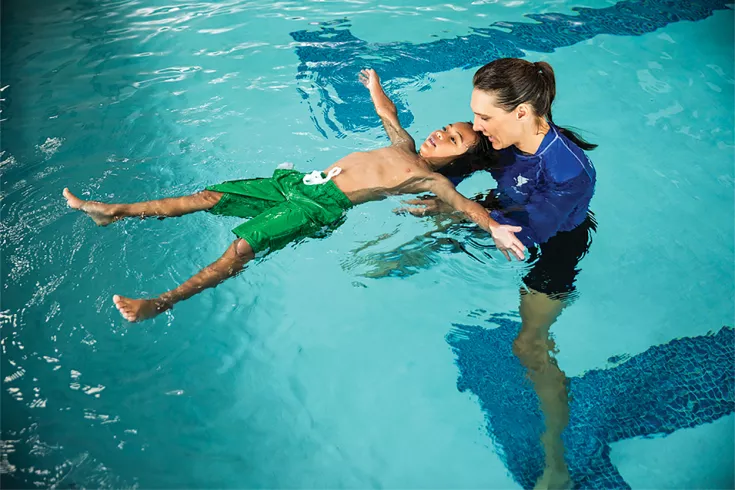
419, 122, 478, 165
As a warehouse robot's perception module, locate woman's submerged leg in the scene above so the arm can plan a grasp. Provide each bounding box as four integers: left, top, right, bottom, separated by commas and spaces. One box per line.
63, 188, 223, 225
514, 288, 571, 490
113, 238, 255, 322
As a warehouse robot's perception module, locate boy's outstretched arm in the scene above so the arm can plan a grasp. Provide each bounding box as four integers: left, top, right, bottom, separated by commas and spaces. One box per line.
359, 69, 416, 151
427, 174, 526, 261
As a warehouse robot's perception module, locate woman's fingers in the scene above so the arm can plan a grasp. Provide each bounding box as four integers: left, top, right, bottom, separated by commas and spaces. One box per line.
402, 198, 425, 205
501, 249, 512, 261
405, 207, 426, 216
393, 206, 427, 216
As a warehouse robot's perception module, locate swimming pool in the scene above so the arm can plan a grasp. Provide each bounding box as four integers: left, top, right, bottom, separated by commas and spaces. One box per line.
1, 0, 733, 487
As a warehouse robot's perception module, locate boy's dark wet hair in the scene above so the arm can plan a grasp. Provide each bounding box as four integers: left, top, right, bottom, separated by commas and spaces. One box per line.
438, 125, 498, 182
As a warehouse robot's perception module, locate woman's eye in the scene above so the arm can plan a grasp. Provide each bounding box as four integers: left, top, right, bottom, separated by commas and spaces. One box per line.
450, 137, 456, 143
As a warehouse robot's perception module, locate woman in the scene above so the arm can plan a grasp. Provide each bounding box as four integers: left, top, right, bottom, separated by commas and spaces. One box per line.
405, 58, 597, 489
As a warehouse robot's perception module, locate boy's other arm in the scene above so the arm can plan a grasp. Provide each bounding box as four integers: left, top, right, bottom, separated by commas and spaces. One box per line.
427, 174, 526, 261
359, 69, 416, 151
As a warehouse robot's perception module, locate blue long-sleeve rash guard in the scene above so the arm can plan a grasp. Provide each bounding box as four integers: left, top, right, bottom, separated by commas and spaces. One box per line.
454, 124, 596, 248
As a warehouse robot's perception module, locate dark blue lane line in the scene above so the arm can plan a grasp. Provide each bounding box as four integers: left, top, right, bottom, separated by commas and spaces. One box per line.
447, 315, 734, 489
290, 0, 732, 135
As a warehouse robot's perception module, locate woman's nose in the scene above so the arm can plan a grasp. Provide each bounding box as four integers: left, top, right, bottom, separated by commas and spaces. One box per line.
435, 131, 443, 139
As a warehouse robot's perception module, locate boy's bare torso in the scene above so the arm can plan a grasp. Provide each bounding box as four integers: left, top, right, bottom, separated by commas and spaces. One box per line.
324, 146, 434, 205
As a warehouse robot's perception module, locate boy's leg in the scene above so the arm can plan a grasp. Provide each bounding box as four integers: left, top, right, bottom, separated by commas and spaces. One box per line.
112, 192, 346, 322
63, 188, 223, 226
113, 238, 254, 322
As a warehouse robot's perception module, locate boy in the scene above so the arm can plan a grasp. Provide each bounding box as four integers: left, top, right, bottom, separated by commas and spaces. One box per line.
64, 69, 525, 322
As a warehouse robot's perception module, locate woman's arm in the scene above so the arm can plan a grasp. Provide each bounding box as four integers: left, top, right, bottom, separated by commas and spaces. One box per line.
359, 69, 416, 151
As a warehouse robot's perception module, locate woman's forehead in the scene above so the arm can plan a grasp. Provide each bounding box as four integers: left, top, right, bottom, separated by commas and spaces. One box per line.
471, 89, 503, 111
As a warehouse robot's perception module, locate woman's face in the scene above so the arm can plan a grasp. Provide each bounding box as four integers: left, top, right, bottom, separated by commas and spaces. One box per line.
470, 89, 522, 150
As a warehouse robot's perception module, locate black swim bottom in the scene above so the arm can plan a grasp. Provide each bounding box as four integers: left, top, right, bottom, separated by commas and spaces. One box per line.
522, 212, 596, 299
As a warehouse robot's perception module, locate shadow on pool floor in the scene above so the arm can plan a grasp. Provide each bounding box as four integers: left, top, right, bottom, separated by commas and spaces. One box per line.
447, 313, 734, 489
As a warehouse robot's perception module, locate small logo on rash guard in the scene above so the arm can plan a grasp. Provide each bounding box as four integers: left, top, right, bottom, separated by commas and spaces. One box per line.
514, 175, 529, 187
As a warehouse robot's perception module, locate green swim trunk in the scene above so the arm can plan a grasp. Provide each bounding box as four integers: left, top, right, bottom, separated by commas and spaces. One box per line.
205, 169, 353, 255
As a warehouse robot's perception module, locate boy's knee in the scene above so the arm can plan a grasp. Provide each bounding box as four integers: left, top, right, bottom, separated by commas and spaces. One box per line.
235, 239, 254, 259
199, 190, 223, 207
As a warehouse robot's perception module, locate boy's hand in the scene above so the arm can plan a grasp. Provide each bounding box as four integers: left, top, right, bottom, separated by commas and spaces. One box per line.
359, 69, 381, 92
490, 224, 526, 261
359, 68, 415, 149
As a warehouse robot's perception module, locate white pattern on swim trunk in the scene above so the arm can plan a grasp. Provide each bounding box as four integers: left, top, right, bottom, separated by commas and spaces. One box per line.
303, 166, 342, 185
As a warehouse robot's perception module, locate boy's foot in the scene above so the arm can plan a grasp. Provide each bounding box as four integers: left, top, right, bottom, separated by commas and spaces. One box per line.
63, 188, 118, 226
113, 295, 170, 322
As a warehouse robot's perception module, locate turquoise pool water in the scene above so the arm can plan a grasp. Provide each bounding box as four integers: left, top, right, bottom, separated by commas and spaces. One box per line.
1, 0, 733, 488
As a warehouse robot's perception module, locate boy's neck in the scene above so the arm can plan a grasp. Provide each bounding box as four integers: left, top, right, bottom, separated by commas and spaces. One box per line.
416, 153, 447, 172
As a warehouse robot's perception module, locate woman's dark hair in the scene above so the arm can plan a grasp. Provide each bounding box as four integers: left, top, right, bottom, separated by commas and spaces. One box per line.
472, 58, 597, 151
